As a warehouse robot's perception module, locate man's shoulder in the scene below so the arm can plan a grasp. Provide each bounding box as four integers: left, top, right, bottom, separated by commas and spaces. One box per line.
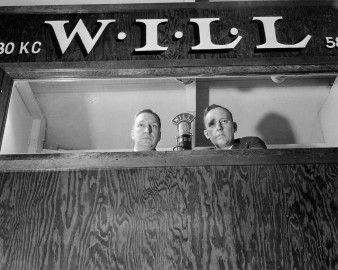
233, 136, 267, 149
235, 136, 264, 143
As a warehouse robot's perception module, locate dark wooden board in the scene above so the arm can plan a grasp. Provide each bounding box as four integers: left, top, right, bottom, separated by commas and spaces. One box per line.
0, 1, 338, 66
0, 160, 337, 269
0, 148, 338, 170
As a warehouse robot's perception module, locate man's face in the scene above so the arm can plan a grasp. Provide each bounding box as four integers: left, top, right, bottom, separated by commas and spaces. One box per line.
204, 107, 237, 149
131, 112, 161, 151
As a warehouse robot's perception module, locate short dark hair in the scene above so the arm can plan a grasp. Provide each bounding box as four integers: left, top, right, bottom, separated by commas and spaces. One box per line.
203, 104, 233, 128
134, 109, 161, 129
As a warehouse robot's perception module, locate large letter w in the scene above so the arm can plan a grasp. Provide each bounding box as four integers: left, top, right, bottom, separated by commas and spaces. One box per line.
45, 19, 115, 54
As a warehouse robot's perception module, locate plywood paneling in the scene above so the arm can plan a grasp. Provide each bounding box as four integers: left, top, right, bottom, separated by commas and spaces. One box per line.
0, 150, 337, 269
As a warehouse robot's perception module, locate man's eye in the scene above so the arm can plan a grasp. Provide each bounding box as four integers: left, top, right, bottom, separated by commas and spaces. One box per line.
221, 119, 228, 124
152, 124, 158, 129
138, 123, 144, 127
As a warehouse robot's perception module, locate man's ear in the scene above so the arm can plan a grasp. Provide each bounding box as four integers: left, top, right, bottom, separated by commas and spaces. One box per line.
204, 130, 210, 139
233, 122, 238, 133
158, 131, 161, 142
131, 129, 135, 140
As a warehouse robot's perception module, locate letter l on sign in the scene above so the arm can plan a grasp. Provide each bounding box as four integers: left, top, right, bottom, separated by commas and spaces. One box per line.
252, 16, 311, 49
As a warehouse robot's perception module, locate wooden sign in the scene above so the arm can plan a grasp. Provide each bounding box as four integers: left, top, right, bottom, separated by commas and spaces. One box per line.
0, 1, 337, 75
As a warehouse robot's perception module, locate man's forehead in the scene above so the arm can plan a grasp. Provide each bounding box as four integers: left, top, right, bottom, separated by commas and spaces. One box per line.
206, 107, 231, 119
135, 112, 159, 123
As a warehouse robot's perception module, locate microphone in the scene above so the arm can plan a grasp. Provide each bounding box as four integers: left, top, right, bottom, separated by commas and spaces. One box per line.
172, 113, 196, 151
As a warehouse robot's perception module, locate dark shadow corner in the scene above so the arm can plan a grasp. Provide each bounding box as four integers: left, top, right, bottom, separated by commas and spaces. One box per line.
256, 113, 296, 145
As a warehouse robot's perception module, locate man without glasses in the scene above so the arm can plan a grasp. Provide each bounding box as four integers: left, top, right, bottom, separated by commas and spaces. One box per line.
131, 109, 161, 151
203, 104, 267, 150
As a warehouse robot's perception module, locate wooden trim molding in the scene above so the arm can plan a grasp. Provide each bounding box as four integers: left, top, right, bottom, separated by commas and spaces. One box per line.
0, 1, 333, 14
0, 148, 337, 171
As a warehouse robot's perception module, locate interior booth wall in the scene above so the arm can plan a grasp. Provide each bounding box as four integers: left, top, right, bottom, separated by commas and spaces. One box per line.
0, 1, 337, 270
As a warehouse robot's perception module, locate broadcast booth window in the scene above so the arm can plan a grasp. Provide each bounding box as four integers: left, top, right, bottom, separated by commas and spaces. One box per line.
0, 75, 337, 155
0, 78, 190, 153
1, 2, 338, 154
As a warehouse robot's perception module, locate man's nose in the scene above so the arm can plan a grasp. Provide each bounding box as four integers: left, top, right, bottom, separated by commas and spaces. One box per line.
216, 121, 223, 130
144, 125, 152, 133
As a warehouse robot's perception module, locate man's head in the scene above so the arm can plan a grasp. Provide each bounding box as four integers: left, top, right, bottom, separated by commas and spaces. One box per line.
131, 109, 161, 151
203, 104, 237, 149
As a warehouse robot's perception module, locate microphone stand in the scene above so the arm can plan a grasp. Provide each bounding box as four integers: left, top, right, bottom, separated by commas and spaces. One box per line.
172, 113, 196, 151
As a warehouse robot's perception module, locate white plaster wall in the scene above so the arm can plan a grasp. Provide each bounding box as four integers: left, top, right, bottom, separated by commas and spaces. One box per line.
1, 87, 33, 154
320, 77, 338, 147
196, 77, 332, 147
31, 79, 187, 151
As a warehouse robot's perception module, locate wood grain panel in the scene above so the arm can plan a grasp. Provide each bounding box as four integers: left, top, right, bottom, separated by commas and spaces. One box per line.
0, 163, 337, 269
0, 2, 337, 64
1, 2, 338, 78
2, 61, 338, 81
1, 148, 338, 171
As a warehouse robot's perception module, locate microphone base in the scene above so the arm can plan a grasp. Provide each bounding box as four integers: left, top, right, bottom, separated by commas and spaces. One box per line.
173, 134, 192, 151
